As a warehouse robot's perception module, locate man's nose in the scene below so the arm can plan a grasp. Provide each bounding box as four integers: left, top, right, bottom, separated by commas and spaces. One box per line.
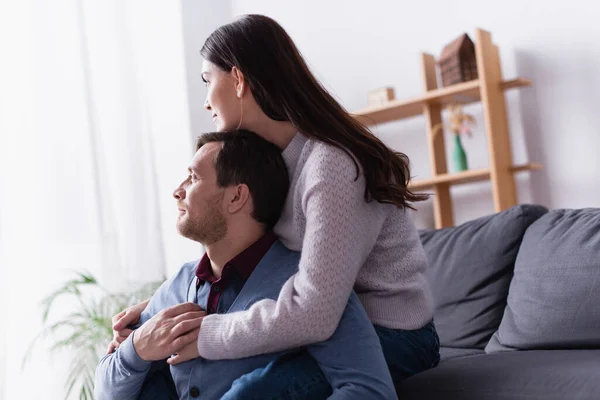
173, 185, 185, 200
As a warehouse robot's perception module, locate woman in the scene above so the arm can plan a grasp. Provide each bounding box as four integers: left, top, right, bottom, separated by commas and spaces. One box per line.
112, 14, 439, 398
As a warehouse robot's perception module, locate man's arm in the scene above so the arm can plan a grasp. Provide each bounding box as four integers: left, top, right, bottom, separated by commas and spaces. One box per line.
307, 292, 397, 400
94, 332, 154, 400
94, 263, 201, 400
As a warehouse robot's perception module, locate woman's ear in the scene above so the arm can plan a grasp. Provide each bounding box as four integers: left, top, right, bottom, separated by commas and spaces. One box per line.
231, 67, 245, 98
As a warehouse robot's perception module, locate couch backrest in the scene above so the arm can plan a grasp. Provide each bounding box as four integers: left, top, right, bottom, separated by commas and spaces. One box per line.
486, 208, 600, 352
419, 204, 548, 349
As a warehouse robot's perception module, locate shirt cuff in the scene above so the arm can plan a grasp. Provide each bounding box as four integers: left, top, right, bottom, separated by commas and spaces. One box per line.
118, 331, 152, 373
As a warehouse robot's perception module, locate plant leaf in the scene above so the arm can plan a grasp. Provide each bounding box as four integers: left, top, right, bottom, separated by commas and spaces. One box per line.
25, 270, 165, 399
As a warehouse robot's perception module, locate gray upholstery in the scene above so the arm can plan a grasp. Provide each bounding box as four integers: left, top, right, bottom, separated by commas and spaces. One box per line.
404, 206, 600, 399
439, 347, 484, 361
397, 350, 600, 400
486, 208, 600, 352
419, 204, 548, 349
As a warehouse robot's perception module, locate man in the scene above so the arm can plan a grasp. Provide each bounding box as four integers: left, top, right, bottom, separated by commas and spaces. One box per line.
94, 130, 395, 399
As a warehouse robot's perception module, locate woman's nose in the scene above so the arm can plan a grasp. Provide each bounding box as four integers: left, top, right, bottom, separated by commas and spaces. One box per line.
204, 98, 211, 111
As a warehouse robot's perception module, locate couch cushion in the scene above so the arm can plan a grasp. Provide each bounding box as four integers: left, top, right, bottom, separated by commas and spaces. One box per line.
397, 350, 600, 400
486, 208, 600, 352
420, 204, 548, 349
439, 347, 484, 361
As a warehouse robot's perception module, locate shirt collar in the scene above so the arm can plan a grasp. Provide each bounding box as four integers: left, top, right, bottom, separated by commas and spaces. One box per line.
195, 231, 277, 284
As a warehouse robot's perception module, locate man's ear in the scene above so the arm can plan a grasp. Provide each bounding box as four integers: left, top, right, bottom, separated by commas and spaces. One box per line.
227, 184, 251, 214
231, 67, 245, 98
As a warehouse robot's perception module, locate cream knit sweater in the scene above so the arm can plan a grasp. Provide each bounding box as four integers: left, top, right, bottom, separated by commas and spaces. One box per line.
197, 133, 434, 360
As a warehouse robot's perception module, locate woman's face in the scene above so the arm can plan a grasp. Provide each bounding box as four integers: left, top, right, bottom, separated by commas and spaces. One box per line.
202, 60, 241, 132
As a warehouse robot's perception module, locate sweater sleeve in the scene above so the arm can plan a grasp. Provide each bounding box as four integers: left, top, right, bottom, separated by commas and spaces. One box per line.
94, 332, 152, 400
197, 146, 386, 360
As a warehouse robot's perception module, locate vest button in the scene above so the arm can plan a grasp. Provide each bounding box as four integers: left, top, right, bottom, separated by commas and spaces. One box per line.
189, 386, 200, 398
213, 285, 221, 293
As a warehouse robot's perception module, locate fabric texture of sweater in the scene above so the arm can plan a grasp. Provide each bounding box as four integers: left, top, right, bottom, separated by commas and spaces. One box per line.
198, 132, 434, 360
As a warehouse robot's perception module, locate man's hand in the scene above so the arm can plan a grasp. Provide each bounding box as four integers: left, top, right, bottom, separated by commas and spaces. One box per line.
107, 299, 150, 354
132, 302, 206, 362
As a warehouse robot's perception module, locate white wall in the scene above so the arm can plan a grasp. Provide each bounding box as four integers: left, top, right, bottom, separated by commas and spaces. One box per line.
181, 0, 231, 141
227, 0, 600, 227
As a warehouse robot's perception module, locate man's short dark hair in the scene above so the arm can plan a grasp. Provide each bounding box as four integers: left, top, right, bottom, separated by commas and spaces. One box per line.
196, 130, 289, 230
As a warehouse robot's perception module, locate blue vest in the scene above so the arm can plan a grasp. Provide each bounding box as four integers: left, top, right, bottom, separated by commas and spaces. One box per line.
95, 241, 395, 400
172, 241, 303, 399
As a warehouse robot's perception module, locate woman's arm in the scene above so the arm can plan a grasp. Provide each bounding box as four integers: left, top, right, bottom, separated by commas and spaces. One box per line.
198, 147, 387, 360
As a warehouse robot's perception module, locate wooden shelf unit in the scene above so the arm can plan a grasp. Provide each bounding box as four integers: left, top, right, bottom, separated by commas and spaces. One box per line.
352, 29, 539, 228
353, 78, 531, 125
408, 163, 542, 191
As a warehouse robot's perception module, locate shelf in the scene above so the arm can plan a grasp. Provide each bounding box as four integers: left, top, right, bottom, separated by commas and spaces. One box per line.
352, 78, 532, 126
409, 162, 542, 191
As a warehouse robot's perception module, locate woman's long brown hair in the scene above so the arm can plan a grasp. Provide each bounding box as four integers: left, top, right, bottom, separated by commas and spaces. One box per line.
201, 14, 428, 209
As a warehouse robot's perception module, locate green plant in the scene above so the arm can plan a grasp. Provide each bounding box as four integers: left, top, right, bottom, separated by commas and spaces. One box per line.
23, 271, 164, 400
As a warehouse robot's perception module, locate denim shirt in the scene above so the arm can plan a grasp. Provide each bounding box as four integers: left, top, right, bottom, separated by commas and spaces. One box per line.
94, 241, 396, 400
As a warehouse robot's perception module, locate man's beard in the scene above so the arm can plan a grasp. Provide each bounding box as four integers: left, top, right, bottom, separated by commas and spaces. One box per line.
177, 194, 227, 245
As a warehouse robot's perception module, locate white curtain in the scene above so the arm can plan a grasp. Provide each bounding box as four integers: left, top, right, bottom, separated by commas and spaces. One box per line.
0, 1, 200, 398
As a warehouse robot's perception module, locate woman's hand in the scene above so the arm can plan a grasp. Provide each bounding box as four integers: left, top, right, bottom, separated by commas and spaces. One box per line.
106, 299, 151, 354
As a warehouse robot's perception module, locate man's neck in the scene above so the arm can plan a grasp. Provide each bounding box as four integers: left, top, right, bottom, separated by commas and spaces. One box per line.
204, 225, 266, 279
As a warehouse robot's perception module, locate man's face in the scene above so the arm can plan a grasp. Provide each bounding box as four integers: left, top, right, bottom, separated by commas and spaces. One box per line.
173, 142, 227, 245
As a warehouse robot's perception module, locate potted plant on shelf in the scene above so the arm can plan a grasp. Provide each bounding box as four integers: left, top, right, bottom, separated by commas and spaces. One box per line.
23, 271, 164, 400
433, 103, 476, 172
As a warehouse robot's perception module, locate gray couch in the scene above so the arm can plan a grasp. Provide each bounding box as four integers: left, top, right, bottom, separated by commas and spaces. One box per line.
397, 204, 600, 399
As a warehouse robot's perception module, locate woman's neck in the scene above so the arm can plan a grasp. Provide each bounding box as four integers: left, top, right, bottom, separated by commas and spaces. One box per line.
242, 112, 298, 150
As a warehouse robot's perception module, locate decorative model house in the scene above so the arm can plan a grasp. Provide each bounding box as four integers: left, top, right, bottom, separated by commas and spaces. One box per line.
439, 33, 478, 87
